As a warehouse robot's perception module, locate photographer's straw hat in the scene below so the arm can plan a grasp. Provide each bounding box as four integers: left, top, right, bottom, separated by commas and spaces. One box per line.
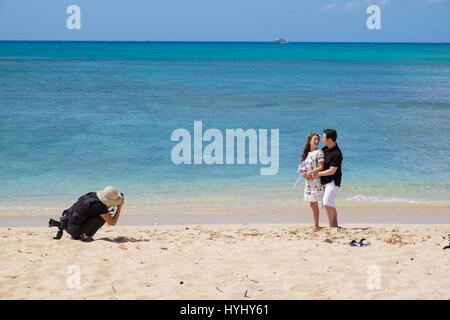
97, 186, 122, 207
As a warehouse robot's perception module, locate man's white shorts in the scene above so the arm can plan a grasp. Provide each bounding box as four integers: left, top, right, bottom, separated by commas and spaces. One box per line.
323, 180, 339, 207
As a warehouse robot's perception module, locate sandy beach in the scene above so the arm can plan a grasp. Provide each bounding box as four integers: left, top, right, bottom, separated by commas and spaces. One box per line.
1, 221, 449, 300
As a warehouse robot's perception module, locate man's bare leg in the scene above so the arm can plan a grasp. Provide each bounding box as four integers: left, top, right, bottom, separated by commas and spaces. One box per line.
324, 205, 338, 227
333, 207, 338, 227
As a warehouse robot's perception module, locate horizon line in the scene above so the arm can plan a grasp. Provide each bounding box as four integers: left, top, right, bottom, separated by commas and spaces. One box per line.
1, 40, 450, 44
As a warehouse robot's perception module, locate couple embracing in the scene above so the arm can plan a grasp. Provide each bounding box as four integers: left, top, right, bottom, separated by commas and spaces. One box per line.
299, 129, 343, 228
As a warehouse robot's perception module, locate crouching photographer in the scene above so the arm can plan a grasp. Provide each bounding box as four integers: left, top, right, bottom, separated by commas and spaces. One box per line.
49, 186, 124, 242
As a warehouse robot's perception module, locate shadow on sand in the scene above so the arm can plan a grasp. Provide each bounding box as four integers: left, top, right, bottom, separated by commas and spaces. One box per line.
313, 226, 372, 232
96, 236, 151, 243
337, 226, 372, 231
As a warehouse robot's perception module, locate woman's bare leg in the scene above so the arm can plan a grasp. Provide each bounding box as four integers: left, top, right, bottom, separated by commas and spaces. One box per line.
309, 202, 320, 228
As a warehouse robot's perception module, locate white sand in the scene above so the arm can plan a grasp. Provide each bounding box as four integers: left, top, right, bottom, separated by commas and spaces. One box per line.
0, 223, 449, 299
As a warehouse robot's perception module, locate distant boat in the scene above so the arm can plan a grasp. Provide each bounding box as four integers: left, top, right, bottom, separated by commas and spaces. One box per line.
274, 38, 288, 44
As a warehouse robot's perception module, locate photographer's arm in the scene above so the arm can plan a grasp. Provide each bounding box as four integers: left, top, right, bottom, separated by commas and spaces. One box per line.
100, 196, 124, 226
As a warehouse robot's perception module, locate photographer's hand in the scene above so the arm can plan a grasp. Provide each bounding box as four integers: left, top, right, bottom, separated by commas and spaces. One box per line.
101, 195, 125, 226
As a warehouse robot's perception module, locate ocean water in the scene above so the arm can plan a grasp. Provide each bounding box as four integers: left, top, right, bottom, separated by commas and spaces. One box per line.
0, 41, 449, 215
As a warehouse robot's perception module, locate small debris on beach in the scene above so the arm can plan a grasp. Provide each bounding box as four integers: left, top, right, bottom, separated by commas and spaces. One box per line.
215, 286, 223, 293
385, 234, 414, 246
241, 274, 259, 283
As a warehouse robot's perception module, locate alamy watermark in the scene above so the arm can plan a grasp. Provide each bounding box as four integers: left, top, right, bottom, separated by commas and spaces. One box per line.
171, 121, 279, 175
66, 5, 81, 30
66, 265, 81, 290
367, 5, 381, 30
366, 265, 381, 290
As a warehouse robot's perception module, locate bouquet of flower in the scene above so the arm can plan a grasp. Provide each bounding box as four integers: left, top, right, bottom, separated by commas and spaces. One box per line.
297, 162, 307, 174
293, 162, 307, 189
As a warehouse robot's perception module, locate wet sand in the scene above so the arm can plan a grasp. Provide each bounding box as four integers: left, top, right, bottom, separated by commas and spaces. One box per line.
0, 206, 449, 228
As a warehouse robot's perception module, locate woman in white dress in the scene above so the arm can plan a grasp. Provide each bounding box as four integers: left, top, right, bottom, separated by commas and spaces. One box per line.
298, 132, 324, 229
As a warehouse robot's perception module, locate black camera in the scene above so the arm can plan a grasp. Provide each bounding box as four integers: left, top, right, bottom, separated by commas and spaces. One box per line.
48, 215, 68, 240
48, 218, 61, 228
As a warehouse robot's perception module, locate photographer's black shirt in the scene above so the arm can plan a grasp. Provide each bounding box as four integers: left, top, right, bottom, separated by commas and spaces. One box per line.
67, 192, 108, 225
321, 144, 343, 187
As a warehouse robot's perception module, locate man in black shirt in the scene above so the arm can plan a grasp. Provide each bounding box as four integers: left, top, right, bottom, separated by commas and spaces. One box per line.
49, 186, 124, 241
317, 129, 343, 228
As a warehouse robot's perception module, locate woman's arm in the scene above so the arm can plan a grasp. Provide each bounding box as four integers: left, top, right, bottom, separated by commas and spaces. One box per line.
304, 162, 324, 179
309, 162, 324, 175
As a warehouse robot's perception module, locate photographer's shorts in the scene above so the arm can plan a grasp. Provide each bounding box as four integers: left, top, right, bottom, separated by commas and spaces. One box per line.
323, 180, 338, 207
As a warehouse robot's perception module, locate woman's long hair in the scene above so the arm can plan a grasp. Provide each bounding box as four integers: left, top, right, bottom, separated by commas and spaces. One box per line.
301, 132, 320, 162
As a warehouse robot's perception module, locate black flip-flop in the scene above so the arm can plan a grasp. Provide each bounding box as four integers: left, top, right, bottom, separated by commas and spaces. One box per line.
444, 234, 450, 250
343, 240, 360, 247
344, 239, 371, 247
359, 238, 371, 246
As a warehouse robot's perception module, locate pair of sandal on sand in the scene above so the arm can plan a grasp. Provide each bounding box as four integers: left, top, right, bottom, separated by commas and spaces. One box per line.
444, 234, 450, 250
343, 239, 371, 247
343, 235, 450, 249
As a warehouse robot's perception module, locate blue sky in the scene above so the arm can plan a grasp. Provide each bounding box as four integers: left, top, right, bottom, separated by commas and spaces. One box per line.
0, 0, 449, 42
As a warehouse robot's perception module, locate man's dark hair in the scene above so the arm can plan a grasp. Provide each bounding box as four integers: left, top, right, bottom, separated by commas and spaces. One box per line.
324, 129, 337, 142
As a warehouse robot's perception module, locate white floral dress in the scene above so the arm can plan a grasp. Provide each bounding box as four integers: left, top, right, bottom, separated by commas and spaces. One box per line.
303, 149, 324, 202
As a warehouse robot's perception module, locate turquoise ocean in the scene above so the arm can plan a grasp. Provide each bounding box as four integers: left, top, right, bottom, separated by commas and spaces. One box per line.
0, 42, 449, 215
